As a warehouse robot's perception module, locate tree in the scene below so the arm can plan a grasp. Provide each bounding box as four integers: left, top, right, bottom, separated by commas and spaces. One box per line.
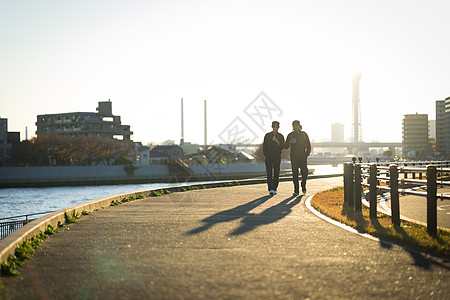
21, 135, 135, 166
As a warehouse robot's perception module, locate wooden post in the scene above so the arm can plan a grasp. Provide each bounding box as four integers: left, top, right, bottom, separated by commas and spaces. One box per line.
427, 166, 437, 235
347, 163, 354, 208
354, 164, 362, 212
369, 164, 377, 219
344, 163, 349, 206
389, 164, 400, 226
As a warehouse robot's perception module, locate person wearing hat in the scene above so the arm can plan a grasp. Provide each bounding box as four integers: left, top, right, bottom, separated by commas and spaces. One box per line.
263, 121, 285, 195
285, 120, 311, 195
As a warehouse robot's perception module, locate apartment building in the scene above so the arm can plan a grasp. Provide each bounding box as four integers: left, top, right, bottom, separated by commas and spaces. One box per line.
402, 113, 429, 158
36, 101, 132, 140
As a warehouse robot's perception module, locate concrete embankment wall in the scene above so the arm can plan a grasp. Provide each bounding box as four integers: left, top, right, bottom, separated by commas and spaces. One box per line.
0, 163, 292, 187
0, 165, 170, 187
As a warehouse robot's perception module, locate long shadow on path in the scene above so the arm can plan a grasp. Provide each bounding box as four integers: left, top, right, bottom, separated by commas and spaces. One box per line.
186, 195, 273, 235
342, 204, 450, 270
230, 195, 303, 236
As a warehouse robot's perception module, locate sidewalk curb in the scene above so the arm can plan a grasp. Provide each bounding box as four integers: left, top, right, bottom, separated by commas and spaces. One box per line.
304, 194, 379, 242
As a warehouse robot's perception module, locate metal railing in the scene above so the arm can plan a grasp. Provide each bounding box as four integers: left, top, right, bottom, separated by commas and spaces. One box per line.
0, 211, 55, 239
343, 160, 450, 235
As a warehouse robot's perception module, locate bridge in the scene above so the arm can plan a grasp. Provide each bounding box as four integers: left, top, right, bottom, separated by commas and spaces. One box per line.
311, 141, 401, 148
217, 142, 402, 153
311, 141, 402, 153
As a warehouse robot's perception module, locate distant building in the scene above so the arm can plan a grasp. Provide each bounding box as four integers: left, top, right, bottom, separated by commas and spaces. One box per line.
446, 97, 450, 158
402, 113, 429, 158
0, 117, 22, 166
151, 145, 184, 160
429, 137, 436, 153
201, 146, 235, 163
428, 120, 436, 139
429, 120, 436, 154
149, 150, 171, 164
161, 140, 175, 145
180, 142, 201, 155
0, 118, 7, 165
134, 142, 151, 166
35, 100, 132, 140
331, 123, 344, 142
436, 100, 446, 156
199, 146, 252, 163
330, 123, 345, 154
0, 118, 6, 143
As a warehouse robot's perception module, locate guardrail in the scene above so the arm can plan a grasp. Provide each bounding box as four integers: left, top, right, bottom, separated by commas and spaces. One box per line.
343, 160, 450, 235
0, 211, 55, 239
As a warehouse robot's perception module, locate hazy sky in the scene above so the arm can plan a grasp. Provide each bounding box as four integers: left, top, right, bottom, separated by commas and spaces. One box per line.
1, 0, 449, 144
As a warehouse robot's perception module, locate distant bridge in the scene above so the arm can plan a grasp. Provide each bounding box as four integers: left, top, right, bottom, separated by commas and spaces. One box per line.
217, 142, 402, 149
311, 142, 402, 149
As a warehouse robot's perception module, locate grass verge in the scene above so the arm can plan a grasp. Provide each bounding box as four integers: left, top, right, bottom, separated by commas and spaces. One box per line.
311, 186, 450, 259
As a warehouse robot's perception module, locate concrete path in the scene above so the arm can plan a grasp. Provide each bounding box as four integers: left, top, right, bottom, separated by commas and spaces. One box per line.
379, 187, 450, 229
1, 178, 449, 299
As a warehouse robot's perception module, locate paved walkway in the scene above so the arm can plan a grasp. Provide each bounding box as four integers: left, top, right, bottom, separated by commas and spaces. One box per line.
381, 187, 450, 229
1, 178, 449, 299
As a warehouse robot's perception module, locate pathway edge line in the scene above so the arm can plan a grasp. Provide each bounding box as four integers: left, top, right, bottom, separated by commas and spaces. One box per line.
305, 194, 379, 242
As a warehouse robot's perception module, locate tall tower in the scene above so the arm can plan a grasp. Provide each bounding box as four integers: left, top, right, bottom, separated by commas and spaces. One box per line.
351, 71, 362, 143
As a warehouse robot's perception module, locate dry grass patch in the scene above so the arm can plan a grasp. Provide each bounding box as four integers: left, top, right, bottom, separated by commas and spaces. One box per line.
311, 186, 450, 259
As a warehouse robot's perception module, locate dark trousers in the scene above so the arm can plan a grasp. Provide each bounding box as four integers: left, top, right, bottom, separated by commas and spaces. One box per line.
291, 156, 308, 193
265, 157, 281, 191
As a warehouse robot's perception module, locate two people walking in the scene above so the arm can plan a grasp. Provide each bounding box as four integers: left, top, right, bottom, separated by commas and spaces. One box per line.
263, 120, 311, 196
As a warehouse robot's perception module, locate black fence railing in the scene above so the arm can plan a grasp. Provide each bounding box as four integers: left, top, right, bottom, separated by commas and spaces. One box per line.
0, 211, 55, 239
343, 160, 450, 235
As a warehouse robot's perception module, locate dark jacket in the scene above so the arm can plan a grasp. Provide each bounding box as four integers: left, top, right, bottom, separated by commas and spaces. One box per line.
285, 130, 311, 158
263, 131, 285, 160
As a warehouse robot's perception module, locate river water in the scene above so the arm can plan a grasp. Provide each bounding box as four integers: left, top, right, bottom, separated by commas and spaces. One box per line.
0, 164, 343, 219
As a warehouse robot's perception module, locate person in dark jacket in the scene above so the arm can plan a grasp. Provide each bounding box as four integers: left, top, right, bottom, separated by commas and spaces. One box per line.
263, 121, 285, 195
285, 120, 311, 195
